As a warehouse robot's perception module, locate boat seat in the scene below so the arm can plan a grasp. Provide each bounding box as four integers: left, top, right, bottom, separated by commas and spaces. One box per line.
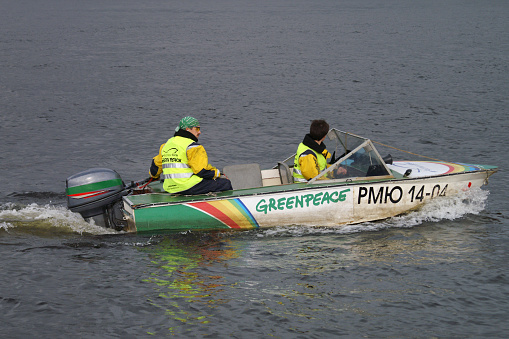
278, 162, 294, 184
223, 163, 263, 190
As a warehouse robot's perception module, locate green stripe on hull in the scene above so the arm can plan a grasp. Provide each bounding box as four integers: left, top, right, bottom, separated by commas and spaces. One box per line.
133, 204, 232, 232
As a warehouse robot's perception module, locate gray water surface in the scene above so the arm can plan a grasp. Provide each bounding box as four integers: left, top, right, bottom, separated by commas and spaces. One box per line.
1, 0, 508, 337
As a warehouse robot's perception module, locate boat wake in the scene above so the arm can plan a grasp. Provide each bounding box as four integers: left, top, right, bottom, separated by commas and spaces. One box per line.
0, 202, 118, 236
258, 188, 490, 237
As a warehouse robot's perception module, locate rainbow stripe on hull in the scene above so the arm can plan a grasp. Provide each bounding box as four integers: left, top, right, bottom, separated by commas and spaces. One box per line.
131, 198, 260, 233
186, 199, 259, 229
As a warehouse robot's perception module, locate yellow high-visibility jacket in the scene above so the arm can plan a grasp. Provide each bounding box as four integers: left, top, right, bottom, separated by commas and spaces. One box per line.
293, 135, 331, 182
149, 132, 220, 193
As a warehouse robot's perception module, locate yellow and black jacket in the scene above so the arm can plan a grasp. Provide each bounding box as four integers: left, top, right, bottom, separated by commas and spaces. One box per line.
293, 134, 331, 182
149, 130, 220, 193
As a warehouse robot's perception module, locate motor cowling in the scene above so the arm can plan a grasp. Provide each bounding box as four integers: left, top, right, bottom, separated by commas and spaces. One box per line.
66, 168, 128, 229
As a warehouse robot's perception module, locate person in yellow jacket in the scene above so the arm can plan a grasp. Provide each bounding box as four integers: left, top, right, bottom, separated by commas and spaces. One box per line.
149, 116, 232, 195
293, 119, 347, 182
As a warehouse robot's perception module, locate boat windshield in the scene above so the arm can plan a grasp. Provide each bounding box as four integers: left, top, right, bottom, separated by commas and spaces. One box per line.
309, 129, 393, 183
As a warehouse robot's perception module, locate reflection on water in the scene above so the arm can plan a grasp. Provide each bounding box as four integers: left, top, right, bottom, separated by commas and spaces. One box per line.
135, 189, 490, 333
139, 233, 240, 331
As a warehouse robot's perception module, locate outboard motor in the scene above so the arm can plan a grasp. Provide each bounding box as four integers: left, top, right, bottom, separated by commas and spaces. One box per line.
66, 168, 129, 230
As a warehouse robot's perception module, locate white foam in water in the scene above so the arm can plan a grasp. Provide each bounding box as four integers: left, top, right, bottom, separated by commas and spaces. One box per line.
258, 188, 490, 237
0, 203, 118, 235
384, 187, 488, 228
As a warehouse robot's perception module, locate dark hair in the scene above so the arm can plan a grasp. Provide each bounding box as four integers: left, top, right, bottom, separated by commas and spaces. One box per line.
309, 119, 329, 140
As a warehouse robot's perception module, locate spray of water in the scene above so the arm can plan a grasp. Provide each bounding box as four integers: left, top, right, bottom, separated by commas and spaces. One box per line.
0, 202, 118, 235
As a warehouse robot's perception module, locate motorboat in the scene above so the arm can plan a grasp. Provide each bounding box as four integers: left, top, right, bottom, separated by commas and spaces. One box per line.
65, 129, 498, 233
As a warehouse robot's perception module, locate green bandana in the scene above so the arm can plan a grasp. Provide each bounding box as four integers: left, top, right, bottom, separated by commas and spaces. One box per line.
175, 116, 199, 132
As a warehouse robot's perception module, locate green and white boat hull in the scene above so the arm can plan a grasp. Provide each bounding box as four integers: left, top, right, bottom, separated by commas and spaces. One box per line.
122, 161, 496, 233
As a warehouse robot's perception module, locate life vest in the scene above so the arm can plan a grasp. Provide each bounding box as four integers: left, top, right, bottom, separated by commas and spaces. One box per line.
161, 136, 202, 193
293, 143, 327, 182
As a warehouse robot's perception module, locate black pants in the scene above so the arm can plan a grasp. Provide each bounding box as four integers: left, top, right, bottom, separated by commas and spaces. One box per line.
178, 178, 233, 195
